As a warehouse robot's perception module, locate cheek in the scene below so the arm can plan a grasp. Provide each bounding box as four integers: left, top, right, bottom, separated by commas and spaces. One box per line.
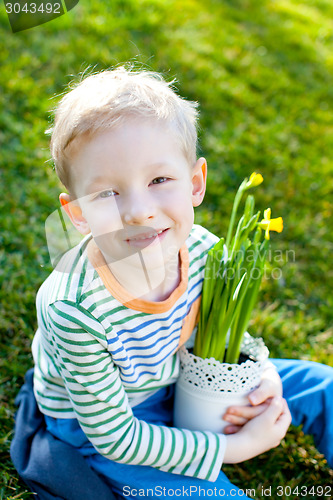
171, 185, 193, 208
162, 184, 192, 210
163, 191, 194, 226
83, 200, 124, 235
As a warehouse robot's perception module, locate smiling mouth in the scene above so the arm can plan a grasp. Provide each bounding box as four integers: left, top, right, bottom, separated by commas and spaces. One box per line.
125, 228, 169, 245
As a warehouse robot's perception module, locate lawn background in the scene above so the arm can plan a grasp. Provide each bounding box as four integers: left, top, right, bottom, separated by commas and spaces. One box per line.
0, 0, 332, 498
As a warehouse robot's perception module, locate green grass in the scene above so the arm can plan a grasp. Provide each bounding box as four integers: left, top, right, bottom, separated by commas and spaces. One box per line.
1, 0, 332, 497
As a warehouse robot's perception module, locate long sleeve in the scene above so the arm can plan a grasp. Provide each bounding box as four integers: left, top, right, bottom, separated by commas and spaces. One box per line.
37, 300, 226, 482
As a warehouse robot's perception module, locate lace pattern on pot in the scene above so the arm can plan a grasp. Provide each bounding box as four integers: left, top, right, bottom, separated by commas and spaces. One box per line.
178, 333, 269, 394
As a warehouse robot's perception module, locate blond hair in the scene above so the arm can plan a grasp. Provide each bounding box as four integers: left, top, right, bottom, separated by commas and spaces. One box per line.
48, 66, 199, 192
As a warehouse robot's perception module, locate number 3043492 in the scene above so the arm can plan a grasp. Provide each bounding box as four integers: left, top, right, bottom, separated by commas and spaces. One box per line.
276, 485, 332, 497
5, 3, 61, 14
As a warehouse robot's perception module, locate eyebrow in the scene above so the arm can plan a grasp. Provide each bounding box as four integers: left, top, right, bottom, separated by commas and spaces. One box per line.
89, 176, 111, 185
83, 162, 177, 194
84, 177, 115, 195
148, 162, 175, 170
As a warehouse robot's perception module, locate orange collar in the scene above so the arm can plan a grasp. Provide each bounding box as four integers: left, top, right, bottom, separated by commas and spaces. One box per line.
87, 239, 189, 313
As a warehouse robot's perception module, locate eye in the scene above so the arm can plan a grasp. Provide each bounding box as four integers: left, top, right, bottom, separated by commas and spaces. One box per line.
151, 177, 168, 185
98, 189, 117, 198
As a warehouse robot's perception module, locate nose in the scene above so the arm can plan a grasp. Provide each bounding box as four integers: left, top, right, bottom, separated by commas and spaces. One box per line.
122, 191, 155, 225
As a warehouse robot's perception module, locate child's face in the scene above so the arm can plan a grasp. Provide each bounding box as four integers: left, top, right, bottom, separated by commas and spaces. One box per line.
61, 118, 207, 272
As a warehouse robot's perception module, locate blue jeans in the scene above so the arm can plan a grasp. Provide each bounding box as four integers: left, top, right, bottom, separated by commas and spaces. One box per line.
45, 359, 333, 499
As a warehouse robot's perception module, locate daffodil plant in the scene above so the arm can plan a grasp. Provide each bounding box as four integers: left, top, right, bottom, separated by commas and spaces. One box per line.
194, 173, 283, 364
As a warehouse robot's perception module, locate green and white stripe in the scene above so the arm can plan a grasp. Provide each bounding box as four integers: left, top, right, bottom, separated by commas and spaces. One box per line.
32, 225, 226, 481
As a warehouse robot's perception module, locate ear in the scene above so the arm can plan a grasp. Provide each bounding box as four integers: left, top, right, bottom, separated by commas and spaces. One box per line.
59, 193, 91, 235
191, 157, 207, 207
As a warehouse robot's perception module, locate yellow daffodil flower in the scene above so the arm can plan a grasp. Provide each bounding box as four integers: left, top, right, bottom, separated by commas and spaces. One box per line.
259, 208, 283, 240
245, 172, 264, 189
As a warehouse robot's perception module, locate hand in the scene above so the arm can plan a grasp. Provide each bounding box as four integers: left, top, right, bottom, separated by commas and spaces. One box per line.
223, 365, 283, 434
224, 396, 292, 464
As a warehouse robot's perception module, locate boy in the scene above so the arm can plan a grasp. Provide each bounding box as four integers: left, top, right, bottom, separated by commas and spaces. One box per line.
12, 67, 333, 499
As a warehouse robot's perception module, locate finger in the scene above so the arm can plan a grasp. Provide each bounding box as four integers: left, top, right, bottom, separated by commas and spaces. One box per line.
223, 424, 242, 435
224, 403, 269, 424
249, 379, 274, 405
261, 396, 284, 423
276, 399, 292, 426
223, 413, 248, 426
271, 400, 292, 444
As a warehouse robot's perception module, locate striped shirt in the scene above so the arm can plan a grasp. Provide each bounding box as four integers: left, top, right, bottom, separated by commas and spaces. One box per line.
32, 224, 226, 481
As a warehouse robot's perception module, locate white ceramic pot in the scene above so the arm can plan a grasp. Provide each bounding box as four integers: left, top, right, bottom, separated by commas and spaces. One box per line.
173, 333, 269, 434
